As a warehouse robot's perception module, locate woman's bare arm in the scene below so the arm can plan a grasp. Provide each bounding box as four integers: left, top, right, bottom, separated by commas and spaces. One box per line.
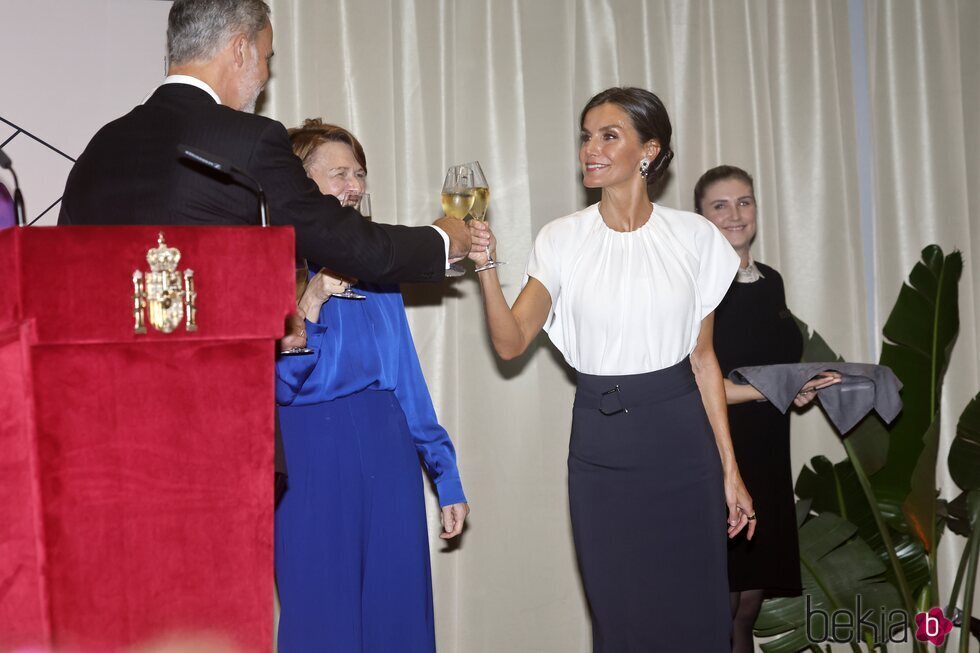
691, 313, 756, 540
470, 221, 552, 360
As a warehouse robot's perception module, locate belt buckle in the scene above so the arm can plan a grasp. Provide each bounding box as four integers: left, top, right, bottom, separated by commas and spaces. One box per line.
599, 384, 628, 416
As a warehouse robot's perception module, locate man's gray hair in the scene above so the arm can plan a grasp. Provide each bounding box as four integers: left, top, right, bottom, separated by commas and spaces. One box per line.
167, 0, 270, 66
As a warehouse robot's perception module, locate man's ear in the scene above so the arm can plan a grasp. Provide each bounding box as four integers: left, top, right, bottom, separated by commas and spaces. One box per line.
231, 33, 249, 67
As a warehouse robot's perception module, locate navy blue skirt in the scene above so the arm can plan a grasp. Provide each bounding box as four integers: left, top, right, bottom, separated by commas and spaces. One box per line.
569, 358, 730, 652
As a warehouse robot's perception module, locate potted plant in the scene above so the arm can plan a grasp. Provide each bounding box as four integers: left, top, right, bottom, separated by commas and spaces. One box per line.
755, 246, 980, 653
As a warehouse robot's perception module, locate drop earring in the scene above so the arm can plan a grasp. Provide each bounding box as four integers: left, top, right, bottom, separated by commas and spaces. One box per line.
639, 158, 651, 178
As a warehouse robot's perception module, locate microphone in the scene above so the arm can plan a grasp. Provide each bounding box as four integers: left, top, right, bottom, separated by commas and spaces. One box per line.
0, 149, 27, 227
177, 144, 269, 227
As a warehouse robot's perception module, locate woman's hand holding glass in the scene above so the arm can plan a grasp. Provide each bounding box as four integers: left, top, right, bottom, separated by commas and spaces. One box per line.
282, 275, 343, 357
467, 220, 497, 270
298, 269, 348, 319
280, 309, 310, 354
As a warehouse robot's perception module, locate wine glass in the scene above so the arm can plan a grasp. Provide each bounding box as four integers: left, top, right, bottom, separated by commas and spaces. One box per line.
280, 257, 315, 356
460, 161, 503, 272
356, 192, 371, 220
331, 190, 368, 300
441, 165, 475, 277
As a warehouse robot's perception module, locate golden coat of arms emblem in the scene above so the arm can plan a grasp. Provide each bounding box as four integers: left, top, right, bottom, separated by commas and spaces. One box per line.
132, 233, 197, 334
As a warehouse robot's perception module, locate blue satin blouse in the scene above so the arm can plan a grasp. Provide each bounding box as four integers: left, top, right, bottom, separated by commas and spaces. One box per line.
276, 281, 465, 507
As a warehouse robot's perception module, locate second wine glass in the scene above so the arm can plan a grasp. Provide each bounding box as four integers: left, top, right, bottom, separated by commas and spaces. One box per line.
460, 161, 503, 272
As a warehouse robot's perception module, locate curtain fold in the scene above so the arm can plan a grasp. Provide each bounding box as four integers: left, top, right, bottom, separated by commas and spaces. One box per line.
866, 3, 980, 646
263, 1, 977, 650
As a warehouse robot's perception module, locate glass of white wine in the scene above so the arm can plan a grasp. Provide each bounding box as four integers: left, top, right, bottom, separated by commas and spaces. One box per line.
356, 192, 371, 221
460, 161, 502, 272
441, 165, 475, 277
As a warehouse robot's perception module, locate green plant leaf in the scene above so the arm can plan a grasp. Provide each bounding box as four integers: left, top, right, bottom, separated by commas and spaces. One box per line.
872, 247, 962, 536
796, 498, 813, 528
887, 531, 931, 594
945, 491, 974, 537
844, 415, 892, 482
903, 417, 942, 553
949, 393, 980, 491
796, 456, 876, 541
796, 456, 931, 598
756, 511, 902, 652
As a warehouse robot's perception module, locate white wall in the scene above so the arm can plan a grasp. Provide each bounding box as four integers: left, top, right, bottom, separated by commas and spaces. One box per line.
0, 0, 171, 226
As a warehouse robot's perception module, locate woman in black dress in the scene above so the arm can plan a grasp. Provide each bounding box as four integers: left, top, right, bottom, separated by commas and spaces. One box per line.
694, 166, 840, 652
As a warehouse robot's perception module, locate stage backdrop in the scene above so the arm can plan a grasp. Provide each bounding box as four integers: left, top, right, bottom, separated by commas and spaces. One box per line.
262, 1, 979, 652
1, 1, 977, 652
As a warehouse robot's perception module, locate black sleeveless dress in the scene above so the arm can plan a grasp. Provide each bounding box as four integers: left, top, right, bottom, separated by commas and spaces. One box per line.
713, 262, 803, 594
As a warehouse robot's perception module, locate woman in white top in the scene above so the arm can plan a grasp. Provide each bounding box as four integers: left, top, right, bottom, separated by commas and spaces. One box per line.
468, 87, 755, 652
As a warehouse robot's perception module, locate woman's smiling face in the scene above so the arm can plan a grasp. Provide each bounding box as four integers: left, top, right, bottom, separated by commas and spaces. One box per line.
579, 102, 657, 190
306, 141, 367, 202
700, 177, 757, 254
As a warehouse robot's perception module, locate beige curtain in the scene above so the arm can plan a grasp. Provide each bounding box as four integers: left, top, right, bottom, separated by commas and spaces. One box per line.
866, 3, 980, 649
263, 1, 978, 650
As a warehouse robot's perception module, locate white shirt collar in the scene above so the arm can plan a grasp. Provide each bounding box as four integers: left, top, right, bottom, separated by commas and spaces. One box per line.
735, 255, 765, 283
142, 75, 222, 105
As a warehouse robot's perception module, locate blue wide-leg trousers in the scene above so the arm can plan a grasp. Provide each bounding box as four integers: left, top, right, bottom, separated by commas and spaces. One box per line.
275, 390, 434, 652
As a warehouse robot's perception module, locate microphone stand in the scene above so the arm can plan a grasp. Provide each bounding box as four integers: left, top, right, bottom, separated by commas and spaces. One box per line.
178, 145, 269, 227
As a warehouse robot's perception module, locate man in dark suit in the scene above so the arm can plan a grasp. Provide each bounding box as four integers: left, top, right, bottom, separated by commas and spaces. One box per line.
59, 0, 469, 281
59, 0, 471, 498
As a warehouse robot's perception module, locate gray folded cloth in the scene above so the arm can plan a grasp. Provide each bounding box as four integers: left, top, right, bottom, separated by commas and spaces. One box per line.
729, 362, 903, 434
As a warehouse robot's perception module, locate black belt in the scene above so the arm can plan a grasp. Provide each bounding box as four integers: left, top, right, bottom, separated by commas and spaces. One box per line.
574, 359, 699, 417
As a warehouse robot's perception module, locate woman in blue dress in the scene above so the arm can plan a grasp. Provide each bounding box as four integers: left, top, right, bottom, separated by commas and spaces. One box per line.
275, 119, 468, 652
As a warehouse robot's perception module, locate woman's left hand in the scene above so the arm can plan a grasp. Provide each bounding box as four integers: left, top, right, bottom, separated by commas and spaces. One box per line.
440, 502, 470, 539
793, 371, 842, 407
279, 308, 308, 353
725, 472, 756, 540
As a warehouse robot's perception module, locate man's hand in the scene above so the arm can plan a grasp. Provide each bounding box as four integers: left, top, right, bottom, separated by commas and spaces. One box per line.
434, 216, 473, 262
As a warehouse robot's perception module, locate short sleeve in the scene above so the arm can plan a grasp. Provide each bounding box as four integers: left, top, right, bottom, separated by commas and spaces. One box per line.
695, 221, 739, 318
523, 222, 560, 303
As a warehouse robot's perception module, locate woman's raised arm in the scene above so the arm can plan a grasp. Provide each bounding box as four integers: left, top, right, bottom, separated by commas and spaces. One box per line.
469, 221, 552, 360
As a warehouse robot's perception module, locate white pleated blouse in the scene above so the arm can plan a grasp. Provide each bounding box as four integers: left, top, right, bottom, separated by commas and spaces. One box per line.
524, 203, 739, 376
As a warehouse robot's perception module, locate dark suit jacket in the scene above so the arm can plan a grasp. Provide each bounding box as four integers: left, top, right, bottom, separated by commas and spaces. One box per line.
59, 83, 444, 283
59, 83, 446, 490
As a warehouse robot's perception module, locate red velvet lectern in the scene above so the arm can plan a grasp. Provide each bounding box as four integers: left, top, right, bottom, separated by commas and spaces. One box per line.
0, 226, 295, 652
